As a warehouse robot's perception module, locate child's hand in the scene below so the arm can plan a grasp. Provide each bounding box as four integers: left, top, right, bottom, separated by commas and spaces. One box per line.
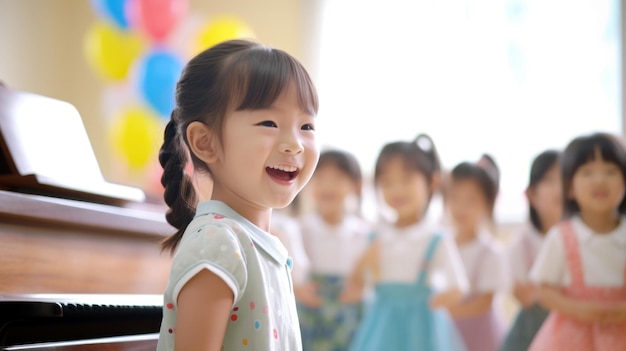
430, 289, 462, 309
514, 282, 537, 308
603, 302, 626, 323
339, 285, 362, 304
572, 300, 611, 323
294, 282, 322, 308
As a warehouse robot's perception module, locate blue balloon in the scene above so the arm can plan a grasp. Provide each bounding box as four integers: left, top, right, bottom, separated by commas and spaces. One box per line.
138, 50, 183, 118
91, 0, 130, 30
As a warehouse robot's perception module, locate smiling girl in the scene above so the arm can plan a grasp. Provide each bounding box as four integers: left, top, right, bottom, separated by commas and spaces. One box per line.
529, 133, 626, 350
156, 39, 320, 351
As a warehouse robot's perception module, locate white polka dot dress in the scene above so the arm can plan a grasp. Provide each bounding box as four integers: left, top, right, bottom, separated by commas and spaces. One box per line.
157, 201, 302, 351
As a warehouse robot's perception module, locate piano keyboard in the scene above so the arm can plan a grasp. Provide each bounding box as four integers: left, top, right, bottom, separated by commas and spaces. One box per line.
0, 294, 163, 350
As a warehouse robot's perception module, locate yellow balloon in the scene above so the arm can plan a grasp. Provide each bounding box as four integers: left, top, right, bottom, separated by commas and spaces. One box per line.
84, 21, 145, 81
193, 16, 255, 55
110, 107, 163, 169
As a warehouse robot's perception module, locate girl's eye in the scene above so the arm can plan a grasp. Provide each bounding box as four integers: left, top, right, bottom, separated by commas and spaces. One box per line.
607, 167, 620, 176
301, 123, 315, 131
580, 169, 593, 177
257, 121, 277, 128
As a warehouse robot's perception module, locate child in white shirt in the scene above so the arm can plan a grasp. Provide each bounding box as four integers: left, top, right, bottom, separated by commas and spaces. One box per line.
529, 133, 626, 351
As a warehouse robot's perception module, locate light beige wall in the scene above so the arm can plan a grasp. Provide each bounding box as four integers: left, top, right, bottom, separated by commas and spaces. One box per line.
0, 0, 308, 182
0, 0, 105, 172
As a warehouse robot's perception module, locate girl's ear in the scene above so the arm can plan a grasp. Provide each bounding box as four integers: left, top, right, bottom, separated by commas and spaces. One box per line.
187, 121, 221, 164
354, 179, 363, 195
525, 187, 534, 205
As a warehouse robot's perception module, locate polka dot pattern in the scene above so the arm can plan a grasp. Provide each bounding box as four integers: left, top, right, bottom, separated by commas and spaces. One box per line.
158, 205, 300, 349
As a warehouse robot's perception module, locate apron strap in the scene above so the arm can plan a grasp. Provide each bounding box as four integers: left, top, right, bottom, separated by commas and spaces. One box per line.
416, 233, 443, 286
560, 221, 585, 288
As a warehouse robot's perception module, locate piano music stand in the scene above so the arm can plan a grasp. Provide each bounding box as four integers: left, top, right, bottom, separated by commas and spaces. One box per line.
0, 85, 145, 205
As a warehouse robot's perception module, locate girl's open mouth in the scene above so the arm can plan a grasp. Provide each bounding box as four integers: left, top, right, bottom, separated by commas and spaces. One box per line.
266, 167, 300, 183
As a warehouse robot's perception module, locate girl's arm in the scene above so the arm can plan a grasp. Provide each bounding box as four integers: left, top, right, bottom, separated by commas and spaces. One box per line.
447, 292, 494, 319
340, 243, 378, 303
294, 281, 322, 308
513, 282, 536, 307
604, 302, 626, 323
430, 288, 463, 309
175, 269, 234, 351
536, 284, 608, 323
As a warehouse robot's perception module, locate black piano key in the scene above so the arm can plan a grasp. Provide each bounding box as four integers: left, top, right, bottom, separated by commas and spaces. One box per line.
0, 294, 163, 348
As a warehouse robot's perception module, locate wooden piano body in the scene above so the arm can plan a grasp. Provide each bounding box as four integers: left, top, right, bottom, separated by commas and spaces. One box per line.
0, 190, 173, 350
0, 86, 173, 350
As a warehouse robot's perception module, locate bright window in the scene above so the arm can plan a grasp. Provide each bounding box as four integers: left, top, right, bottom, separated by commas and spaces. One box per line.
314, 0, 621, 223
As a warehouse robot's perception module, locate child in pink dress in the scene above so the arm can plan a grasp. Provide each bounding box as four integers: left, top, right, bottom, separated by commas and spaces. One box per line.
529, 132, 626, 351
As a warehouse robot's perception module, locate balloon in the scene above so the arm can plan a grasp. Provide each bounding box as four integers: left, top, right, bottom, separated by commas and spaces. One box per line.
193, 16, 255, 55
129, 0, 188, 42
165, 12, 206, 60
90, 0, 130, 30
84, 21, 145, 81
110, 107, 163, 169
137, 50, 183, 118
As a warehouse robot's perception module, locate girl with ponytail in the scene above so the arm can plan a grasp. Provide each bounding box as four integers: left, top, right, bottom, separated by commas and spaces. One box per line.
156, 39, 320, 351
342, 134, 469, 351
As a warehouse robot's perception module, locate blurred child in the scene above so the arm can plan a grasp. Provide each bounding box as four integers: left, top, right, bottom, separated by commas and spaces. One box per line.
296, 150, 370, 351
343, 134, 469, 351
500, 150, 561, 351
447, 154, 508, 351
529, 133, 626, 350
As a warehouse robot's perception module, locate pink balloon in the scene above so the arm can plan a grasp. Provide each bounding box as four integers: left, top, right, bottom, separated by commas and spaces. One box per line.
128, 0, 188, 42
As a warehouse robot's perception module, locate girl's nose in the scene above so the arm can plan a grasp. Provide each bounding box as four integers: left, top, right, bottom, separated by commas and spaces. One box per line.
279, 135, 304, 155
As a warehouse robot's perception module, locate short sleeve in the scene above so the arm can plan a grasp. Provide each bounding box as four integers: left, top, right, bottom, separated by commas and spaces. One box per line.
169, 223, 248, 306
529, 226, 566, 286
430, 234, 470, 294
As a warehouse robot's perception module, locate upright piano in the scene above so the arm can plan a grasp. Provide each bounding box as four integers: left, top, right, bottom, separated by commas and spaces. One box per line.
0, 86, 174, 350
0, 191, 173, 350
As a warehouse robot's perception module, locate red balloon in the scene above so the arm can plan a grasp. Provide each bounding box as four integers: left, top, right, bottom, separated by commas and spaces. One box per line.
129, 0, 188, 42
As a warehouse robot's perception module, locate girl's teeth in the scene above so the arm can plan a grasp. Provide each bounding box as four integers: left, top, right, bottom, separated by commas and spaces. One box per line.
270, 165, 297, 172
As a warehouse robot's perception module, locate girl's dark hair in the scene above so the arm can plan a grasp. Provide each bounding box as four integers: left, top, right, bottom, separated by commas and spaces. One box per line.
527, 150, 560, 231
450, 154, 500, 219
316, 149, 363, 204
159, 39, 319, 254
561, 132, 626, 218
374, 133, 441, 201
